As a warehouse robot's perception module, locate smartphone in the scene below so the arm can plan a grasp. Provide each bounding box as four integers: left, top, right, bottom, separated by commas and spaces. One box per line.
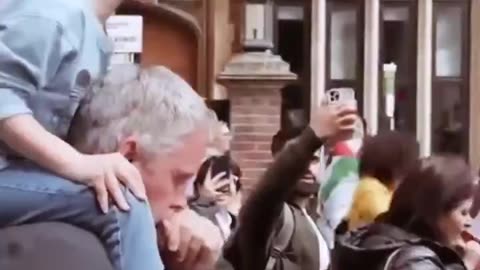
325, 88, 363, 139
325, 88, 356, 106
210, 155, 231, 180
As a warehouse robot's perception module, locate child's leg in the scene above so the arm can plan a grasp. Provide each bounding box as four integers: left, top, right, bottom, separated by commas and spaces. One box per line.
0, 161, 164, 270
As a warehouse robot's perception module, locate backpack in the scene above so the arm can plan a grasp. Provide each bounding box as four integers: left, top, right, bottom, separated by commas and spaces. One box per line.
265, 204, 295, 270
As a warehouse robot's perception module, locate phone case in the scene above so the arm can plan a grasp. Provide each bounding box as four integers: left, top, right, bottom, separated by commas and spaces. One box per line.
325, 88, 355, 105
210, 155, 231, 179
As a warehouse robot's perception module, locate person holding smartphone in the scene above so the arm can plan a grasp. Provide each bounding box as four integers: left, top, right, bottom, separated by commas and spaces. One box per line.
189, 156, 241, 241
220, 103, 357, 270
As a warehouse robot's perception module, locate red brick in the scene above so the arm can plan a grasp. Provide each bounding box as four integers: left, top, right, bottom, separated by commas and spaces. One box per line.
234, 134, 273, 143
241, 160, 272, 169
231, 115, 279, 125
231, 105, 279, 115
243, 169, 265, 180
238, 151, 272, 160
231, 142, 256, 151
233, 124, 278, 134
227, 82, 283, 191
230, 96, 276, 106
256, 143, 273, 151
230, 89, 279, 98
268, 98, 282, 106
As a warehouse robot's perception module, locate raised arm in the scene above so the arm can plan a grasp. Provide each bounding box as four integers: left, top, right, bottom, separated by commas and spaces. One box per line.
238, 127, 324, 241
233, 105, 357, 269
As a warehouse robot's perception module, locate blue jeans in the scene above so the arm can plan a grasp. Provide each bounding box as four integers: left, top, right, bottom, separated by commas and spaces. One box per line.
0, 161, 164, 270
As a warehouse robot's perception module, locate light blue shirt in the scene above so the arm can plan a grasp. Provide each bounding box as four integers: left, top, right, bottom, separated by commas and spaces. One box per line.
0, 0, 112, 140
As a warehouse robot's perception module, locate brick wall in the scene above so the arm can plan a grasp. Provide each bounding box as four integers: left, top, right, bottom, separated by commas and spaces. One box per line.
229, 88, 281, 192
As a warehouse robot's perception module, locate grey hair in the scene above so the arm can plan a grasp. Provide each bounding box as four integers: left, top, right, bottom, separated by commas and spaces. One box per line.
68, 64, 210, 155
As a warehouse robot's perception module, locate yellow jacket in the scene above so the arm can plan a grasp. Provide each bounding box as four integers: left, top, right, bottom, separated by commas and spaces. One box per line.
348, 177, 393, 230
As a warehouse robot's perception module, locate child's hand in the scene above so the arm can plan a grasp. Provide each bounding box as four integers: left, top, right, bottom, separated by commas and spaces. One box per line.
74, 153, 146, 213
0, 115, 145, 213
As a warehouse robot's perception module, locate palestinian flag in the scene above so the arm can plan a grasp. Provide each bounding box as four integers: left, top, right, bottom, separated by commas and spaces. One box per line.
317, 138, 362, 245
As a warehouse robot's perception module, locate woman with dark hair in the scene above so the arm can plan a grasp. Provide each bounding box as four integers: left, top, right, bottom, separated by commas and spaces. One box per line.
347, 131, 419, 230
189, 156, 242, 241
333, 155, 480, 270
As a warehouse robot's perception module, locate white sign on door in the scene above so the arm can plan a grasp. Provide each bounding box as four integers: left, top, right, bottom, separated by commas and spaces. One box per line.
106, 15, 143, 53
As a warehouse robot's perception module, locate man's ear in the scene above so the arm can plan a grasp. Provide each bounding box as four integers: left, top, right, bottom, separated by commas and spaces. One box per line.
118, 136, 139, 162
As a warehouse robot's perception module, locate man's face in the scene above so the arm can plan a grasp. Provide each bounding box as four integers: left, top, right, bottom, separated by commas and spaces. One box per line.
295, 155, 321, 196
302, 155, 320, 184
280, 139, 321, 195
134, 128, 209, 222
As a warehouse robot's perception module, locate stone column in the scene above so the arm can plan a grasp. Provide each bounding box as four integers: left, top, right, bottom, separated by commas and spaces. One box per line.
363, 0, 380, 134
417, 0, 433, 157
218, 51, 296, 192
310, 0, 327, 111
469, 1, 480, 169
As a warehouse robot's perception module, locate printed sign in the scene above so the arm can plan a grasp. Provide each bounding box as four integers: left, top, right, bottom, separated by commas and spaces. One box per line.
106, 15, 143, 53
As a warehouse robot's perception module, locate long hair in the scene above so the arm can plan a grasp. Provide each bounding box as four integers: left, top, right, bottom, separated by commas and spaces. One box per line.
383, 155, 475, 243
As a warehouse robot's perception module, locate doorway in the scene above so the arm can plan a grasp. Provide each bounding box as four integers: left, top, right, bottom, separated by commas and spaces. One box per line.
431, 0, 470, 156
275, 4, 310, 130
379, 1, 417, 134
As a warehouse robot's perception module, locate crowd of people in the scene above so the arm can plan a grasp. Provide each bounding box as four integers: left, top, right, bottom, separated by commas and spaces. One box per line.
1, 0, 480, 270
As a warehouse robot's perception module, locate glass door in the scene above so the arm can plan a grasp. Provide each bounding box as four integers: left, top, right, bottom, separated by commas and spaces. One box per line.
431, 0, 470, 156
379, 0, 417, 134
326, 0, 365, 114
274, 2, 311, 129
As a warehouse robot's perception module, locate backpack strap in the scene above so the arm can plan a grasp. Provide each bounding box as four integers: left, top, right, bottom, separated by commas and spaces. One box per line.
383, 245, 412, 270
265, 204, 295, 270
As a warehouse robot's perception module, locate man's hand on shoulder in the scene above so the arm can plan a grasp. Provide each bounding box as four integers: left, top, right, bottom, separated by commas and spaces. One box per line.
158, 208, 223, 270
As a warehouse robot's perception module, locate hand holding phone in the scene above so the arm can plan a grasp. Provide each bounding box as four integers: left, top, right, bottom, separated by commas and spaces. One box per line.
323, 88, 360, 140
210, 155, 231, 180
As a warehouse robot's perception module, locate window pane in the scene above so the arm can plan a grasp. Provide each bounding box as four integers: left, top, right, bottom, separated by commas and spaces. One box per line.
383, 7, 409, 21
330, 6, 357, 80
435, 5, 462, 77
245, 4, 265, 40
382, 6, 410, 81
432, 84, 465, 154
277, 6, 304, 21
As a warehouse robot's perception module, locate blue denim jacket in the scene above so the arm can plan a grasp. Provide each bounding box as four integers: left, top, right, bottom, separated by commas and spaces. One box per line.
0, 0, 112, 140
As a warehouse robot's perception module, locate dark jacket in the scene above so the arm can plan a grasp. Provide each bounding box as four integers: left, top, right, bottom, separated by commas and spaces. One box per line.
332, 223, 466, 270
222, 128, 325, 270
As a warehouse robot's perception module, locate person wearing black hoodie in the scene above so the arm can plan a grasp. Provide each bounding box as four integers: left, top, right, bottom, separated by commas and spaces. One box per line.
332, 155, 480, 270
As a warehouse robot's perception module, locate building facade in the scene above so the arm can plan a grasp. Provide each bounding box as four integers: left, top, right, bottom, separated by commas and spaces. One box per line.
116, 0, 480, 190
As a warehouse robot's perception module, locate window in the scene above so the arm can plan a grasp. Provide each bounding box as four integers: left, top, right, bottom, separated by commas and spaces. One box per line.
326, 0, 364, 112
330, 7, 357, 80
273, 1, 311, 129
431, 0, 470, 156
435, 5, 462, 77
378, 0, 417, 134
